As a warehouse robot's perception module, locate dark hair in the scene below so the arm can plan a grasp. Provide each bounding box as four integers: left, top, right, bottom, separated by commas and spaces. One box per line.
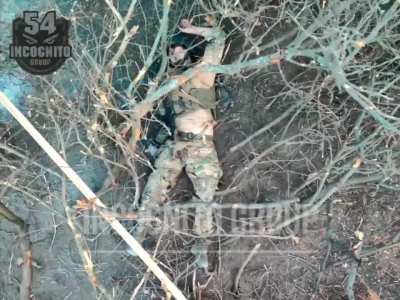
168, 31, 207, 64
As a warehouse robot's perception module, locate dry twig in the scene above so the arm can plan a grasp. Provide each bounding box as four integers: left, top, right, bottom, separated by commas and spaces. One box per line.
0, 202, 32, 300
233, 243, 261, 294
0, 92, 188, 300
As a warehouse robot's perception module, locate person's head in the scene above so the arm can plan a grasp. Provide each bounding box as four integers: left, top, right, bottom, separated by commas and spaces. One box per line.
168, 32, 206, 68
168, 44, 189, 66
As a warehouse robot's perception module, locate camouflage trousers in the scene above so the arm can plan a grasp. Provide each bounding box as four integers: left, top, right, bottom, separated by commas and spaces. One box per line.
138, 138, 222, 240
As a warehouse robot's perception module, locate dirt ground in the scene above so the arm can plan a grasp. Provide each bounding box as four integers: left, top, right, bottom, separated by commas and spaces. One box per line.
2, 65, 400, 299
1, 1, 400, 300
205, 72, 400, 299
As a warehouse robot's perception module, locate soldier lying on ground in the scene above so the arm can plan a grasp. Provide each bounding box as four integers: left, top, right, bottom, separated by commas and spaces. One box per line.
135, 18, 226, 269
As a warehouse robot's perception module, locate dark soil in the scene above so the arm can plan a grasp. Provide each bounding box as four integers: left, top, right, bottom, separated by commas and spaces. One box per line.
1, 0, 399, 299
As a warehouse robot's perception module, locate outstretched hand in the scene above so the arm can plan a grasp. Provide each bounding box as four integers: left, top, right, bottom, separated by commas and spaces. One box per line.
178, 18, 210, 36
178, 18, 198, 35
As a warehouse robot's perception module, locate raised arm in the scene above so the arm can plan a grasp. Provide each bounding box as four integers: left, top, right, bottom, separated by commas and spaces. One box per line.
179, 19, 226, 88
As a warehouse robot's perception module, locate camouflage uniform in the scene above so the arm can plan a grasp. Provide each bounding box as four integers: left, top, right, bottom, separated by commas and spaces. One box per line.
136, 26, 225, 266
140, 137, 222, 234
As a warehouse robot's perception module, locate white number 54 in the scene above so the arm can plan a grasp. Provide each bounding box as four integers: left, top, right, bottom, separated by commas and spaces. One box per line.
24, 11, 56, 35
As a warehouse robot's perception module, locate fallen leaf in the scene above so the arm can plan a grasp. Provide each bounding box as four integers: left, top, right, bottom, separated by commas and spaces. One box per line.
74, 198, 97, 212
291, 235, 300, 244
205, 15, 216, 26
16, 257, 41, 269
355, 230, 364, 241
353, 158, 363, 168
367, 288, 380, 300
355, 39, 366, 49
